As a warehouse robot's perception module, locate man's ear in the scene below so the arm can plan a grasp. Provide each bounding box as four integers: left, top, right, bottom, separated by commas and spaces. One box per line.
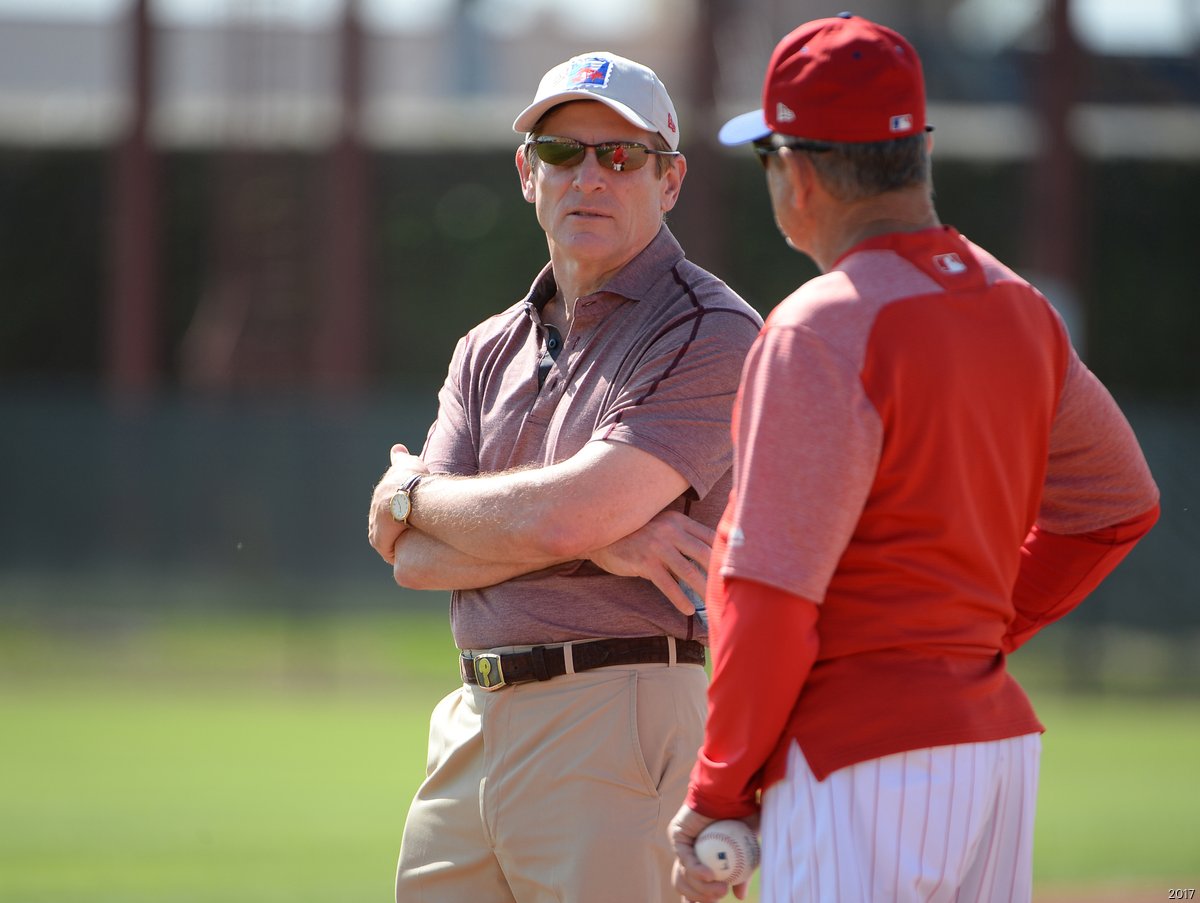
778, 147, 815, 207
659, 154, 686, 214
515, 145, 536, 203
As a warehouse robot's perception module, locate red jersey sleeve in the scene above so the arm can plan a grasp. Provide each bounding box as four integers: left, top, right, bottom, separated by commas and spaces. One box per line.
1004, 503, 1160, 652
687, 566, 819, 819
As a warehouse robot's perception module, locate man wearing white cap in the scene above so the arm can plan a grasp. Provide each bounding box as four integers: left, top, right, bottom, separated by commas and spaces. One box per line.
367, 52, 761, 902
669, 14, 1158, 903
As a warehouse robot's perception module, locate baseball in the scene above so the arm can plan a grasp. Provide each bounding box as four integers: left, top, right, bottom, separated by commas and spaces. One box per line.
694, 819, 760, 885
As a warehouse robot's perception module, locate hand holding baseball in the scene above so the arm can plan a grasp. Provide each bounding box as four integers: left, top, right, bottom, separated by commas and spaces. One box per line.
694, 819, 760, 886
669, 805, 758, 902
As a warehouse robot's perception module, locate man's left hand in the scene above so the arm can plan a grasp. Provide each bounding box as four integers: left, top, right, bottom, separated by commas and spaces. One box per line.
367, 443, 429, 565
589, 510, 714, 616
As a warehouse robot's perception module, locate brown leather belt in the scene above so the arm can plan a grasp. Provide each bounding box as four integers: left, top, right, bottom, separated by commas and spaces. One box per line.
460, 636, 705, 691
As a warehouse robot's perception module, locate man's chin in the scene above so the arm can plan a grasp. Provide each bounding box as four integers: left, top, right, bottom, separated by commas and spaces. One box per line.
557, 229, 618, 252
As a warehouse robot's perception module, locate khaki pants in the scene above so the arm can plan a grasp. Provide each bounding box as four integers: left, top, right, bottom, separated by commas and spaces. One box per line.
395, 653, 708, 903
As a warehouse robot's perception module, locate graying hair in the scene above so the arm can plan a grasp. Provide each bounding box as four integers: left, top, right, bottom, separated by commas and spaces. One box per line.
804, 134, 930, 201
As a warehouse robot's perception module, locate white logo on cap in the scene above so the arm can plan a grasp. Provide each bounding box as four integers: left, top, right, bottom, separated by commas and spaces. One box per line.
776, 102, 796, 123
890, 113, 913, 132
933, 253, 967, 274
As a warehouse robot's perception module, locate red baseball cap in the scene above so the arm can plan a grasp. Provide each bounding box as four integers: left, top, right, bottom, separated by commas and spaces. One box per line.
719, 13, 927, 146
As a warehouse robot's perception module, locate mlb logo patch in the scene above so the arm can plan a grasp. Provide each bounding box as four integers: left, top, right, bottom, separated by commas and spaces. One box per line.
889, 113, 913, 133
568, 57, 612, 89
933, 253, 967, 274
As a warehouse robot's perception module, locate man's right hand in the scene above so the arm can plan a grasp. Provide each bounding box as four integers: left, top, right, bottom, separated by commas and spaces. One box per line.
589, 510, 715, 615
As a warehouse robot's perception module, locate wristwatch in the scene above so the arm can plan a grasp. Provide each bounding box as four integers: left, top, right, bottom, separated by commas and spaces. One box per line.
389, 474, 424, 525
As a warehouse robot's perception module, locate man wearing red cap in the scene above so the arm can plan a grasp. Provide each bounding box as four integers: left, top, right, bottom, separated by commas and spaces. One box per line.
669, 14, 1159, 903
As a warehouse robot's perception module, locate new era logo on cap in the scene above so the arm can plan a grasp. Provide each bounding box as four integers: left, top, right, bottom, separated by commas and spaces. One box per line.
777, 102, 796, 123
567, 57, 612, 89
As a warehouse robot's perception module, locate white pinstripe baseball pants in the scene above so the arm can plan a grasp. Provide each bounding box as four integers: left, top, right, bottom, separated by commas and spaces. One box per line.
760, 734, 1041, 903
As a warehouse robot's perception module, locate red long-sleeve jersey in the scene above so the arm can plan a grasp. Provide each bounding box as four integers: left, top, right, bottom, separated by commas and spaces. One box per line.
688, 227, 1159, 817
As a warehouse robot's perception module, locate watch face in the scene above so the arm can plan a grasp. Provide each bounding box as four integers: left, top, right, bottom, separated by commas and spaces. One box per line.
390, 490, 412, 523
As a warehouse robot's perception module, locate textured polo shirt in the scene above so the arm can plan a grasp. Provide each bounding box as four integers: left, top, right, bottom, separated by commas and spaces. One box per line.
421, 226, 763, 650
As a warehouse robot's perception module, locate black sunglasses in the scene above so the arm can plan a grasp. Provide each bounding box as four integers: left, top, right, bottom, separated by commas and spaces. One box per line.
752, 136, 835, 168
752, 126, 933, 168
527, 136, 680, 172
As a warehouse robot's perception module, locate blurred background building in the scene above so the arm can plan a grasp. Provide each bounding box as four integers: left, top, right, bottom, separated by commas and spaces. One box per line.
0, 0, 1196, 686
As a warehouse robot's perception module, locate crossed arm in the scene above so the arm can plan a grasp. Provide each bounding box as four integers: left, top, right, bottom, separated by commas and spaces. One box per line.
367, 439, 714, 614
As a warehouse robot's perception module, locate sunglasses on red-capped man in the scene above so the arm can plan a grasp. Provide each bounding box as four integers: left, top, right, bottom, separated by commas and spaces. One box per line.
752, 136, 835, 168
526, 136, 681, 172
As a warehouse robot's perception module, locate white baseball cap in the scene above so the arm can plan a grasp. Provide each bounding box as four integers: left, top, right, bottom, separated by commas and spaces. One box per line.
513, 52, 681, 151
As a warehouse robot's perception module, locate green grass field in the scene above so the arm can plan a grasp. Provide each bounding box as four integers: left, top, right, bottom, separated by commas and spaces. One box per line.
1, 607, 1197, 902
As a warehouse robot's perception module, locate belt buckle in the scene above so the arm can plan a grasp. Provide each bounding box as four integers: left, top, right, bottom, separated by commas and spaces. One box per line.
473, 653, 506, 691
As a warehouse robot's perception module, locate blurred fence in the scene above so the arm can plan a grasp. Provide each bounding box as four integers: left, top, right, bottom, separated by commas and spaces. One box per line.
0, 388, 1194, 625
0, 384, 429, 605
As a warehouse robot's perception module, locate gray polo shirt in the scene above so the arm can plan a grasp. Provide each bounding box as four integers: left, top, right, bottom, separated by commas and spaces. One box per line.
422, 226, 763, 649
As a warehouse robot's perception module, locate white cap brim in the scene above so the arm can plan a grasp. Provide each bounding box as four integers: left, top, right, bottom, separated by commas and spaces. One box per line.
514, 92, 661, 142
718, 110, 771, 146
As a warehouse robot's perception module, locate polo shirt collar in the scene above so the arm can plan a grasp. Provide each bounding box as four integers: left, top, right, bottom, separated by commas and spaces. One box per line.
597, 225, 685, 303
526, 263, 558, 313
